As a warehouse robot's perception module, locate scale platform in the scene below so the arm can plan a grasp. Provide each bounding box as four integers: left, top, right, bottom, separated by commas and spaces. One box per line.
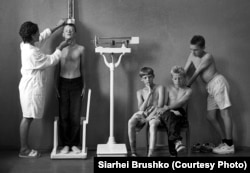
96, 144, 127, 157
50, 89, 92, 160
51, 147, 87, 159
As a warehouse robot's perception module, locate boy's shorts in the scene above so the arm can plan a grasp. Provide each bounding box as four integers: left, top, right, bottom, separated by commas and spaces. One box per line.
207, 74, 231, 111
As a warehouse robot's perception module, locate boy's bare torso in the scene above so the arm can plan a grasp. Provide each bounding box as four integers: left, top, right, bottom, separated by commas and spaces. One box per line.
140, 84, 161, 107
60, 44, 84, 79
168, 85, 189, 109
190, 53, 218, 83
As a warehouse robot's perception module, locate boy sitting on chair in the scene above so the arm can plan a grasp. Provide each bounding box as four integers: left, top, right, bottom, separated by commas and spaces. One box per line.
128, 67, 165, 157
55, 23, 85, 154
157, 66, 192, 157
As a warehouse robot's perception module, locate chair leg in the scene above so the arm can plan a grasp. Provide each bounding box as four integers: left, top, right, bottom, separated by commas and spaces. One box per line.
145, 124, 149, 155
186, 129, 190, 156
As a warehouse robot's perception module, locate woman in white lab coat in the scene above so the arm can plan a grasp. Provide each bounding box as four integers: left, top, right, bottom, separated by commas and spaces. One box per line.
18, 20, 71, 158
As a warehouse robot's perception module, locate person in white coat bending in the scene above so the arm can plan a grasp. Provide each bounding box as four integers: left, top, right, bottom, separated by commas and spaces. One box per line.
18, 20, 71, 158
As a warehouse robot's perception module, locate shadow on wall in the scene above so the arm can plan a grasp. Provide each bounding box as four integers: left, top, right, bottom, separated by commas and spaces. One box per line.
187, 62, 218, 145
79, 23, 111, 146
187, 74, 210, 145
188, 57, 245, 146
120, 41, 161, 147
216, 58, 245, 146
18, 24, 66, 150
26, 18, 110, 150
74, 0, 111, 148
38, 28, 65, 150
38, 23, 110, 149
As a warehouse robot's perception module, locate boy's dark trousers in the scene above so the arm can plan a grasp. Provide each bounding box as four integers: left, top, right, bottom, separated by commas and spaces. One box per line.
160, 108, 186, 156
58, 77, 83, 147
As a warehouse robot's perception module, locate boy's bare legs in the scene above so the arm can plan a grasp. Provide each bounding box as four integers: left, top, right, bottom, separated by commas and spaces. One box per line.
212, 107, 234, 154
148, 119, 160, 157
128, 117, 138, 156
220, 108, 233, 139
20, 117, 33, 153
206, 110, 225, 139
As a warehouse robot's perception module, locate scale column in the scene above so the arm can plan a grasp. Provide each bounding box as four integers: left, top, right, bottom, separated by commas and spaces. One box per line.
107, 55, 116, 144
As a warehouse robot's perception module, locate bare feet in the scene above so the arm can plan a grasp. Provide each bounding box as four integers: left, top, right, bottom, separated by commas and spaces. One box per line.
71, 146, 81, 154
60, 146, 70, 154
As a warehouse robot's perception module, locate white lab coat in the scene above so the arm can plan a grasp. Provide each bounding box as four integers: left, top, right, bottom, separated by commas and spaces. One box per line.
19, 28, 62, 119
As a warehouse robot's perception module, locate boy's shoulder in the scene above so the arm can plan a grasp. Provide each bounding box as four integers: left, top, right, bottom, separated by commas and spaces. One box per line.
182, 86, 192, 93
75, 44, 85, 50
155, 84, 164, 88
166, 84, 175, 91
136, 88, 144, 97
137, 84, 164, 92
202, 52, 213, 60
189, 52, 213, 60
137, 87, 146, 93
70, 44, 85, 55
167, 84, 192, 93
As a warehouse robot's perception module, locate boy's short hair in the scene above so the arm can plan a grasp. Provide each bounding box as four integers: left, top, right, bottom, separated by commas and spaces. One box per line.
190, 35, 205, 48
139, 67, 155, 78
19, 21, 38, 43
170, 66, 186, 77
64, 23, 77, 32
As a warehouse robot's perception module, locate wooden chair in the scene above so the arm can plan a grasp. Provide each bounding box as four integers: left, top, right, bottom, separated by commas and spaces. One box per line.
146, 106, 190, 156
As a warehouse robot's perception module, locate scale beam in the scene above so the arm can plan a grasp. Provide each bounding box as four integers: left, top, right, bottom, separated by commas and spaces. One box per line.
95, 45, 131, 54
95, 36, 139, 48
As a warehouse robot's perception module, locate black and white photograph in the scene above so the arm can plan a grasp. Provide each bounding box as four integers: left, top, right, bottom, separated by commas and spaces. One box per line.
0, 0, 250, 172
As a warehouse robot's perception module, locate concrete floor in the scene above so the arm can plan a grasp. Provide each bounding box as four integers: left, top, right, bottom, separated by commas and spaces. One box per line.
0, 147, 250, 173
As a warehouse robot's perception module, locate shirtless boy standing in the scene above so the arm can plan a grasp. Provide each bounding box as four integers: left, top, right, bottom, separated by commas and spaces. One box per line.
128, 67, 165, 157
55, 23, 85, 154
184, 35, 234, 154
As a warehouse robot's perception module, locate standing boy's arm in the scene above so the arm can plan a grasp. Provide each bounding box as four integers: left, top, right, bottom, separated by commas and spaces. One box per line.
157, 85, 165, 108
167, 88, 192, 110
80, 46, 86, 97
184, 53, 192, 73
156, 88, 168, 114
54, 63, 60, 98
187, 54, 212, 87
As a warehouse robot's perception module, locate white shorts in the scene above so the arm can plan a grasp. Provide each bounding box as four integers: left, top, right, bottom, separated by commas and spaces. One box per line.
207, 74, 231, 110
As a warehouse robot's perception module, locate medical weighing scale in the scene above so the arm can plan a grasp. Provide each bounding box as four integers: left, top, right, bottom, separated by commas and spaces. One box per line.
94, 36, 139, 157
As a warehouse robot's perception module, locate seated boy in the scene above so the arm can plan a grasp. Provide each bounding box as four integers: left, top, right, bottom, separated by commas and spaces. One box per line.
128, 67, 165, 157
157, 66, 192, 157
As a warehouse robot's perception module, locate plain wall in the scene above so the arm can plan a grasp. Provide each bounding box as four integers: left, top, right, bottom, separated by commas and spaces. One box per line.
0, 0, 250, 150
